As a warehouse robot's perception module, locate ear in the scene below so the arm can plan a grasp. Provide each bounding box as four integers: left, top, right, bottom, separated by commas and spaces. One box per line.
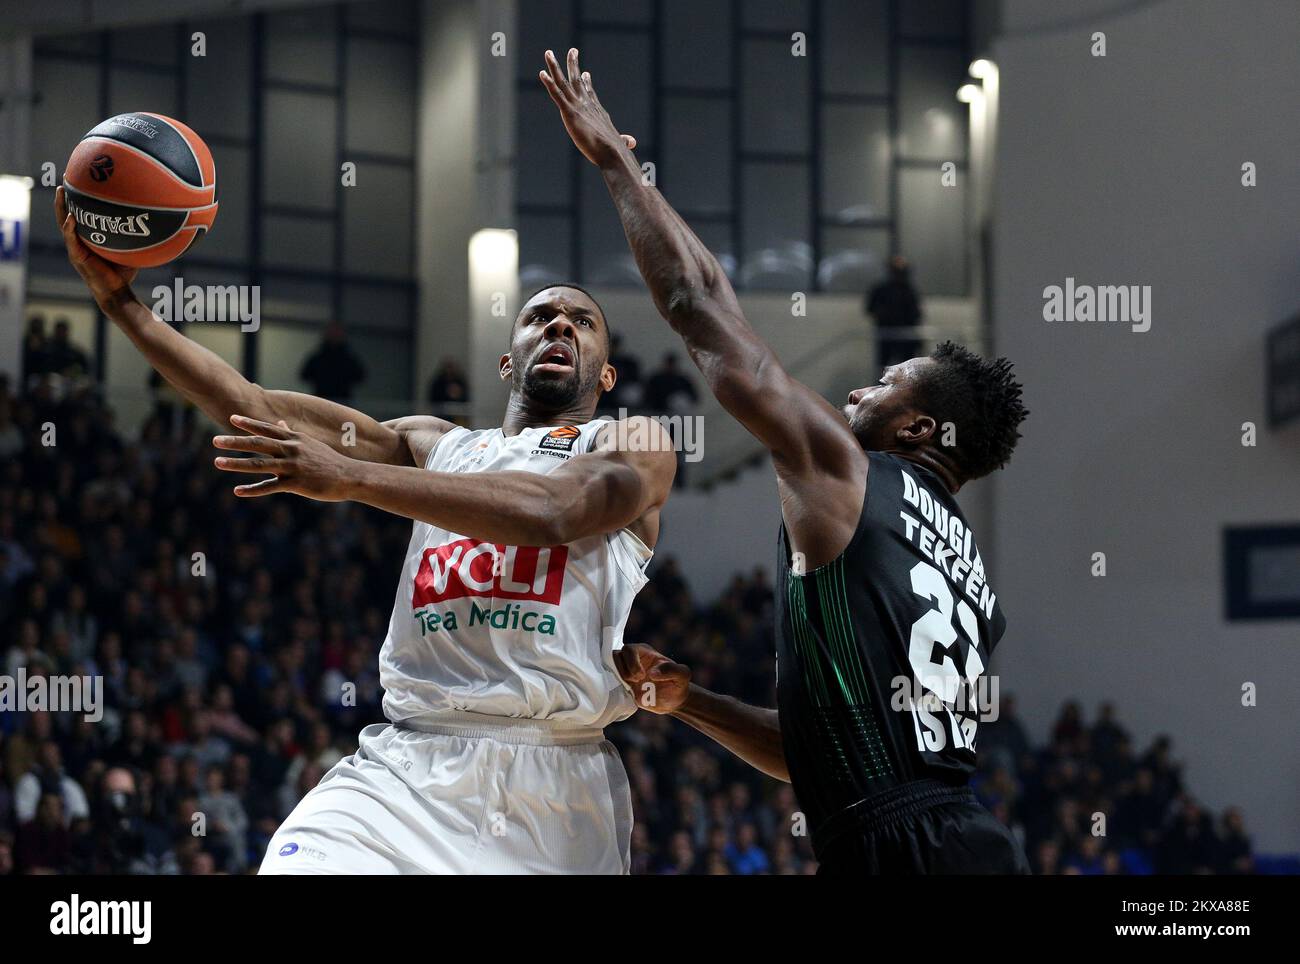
895, 413, 937, 446
599, 361, 617, 394
499, 353, 512, 381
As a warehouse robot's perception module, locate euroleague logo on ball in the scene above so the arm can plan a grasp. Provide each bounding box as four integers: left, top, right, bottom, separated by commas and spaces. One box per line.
88, 154, 115, 182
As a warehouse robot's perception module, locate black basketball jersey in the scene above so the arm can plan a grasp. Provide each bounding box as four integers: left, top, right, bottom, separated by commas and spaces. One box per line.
774, 451, 1006, 834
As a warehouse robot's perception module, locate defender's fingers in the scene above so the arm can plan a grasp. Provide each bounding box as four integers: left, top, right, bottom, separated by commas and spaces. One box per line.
55, 186, 67, 224
543, 49, 568, 93
621, 134, 637, 150
649, 659, 690, 681
213, 455, 283, 474
566, 47, 580, 87
233, 477, 287, 497
229, 414, 294, 439
538, 69, 565, 107
212, 434, 284, 454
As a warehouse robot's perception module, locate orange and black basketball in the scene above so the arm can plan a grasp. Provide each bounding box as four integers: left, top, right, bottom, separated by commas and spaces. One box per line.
62, 111, 217, 268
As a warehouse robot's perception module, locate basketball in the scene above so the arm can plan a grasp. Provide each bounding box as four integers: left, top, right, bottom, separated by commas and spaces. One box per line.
62, 111, 217, 268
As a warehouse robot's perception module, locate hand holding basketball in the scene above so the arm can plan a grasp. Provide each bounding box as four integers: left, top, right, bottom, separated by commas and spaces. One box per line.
614, 643, 692, 714
56, 185, 139, 314
539, 48, 637, 168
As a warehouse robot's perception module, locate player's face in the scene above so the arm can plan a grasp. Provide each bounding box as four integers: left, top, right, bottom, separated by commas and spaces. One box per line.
843, 357, 931, 450
503, 287, 613, 410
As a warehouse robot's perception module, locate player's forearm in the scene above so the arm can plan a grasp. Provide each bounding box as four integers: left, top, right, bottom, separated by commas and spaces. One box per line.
346, 462, 577, 546
105, 289, 266, 426
601, 153, 762, 354
672, 684, 789, 782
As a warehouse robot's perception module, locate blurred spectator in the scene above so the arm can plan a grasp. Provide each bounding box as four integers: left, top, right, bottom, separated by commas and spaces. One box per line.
0, 378, 1263, 875
643, 353, 697, 415
299, 323, 366, 402
598, 334, 643, 413
426, 357, 469, 422
865, 255, 922, 369
45, 320, 91, 380
21, 316, 49, 384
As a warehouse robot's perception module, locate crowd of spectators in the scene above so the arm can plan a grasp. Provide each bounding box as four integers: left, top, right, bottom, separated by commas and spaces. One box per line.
0, 375, 1258, 875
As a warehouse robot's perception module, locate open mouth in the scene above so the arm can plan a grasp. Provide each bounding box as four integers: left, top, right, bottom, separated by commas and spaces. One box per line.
532, 342, 576, 374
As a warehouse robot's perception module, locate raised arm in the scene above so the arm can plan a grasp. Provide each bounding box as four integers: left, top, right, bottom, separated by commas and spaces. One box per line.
56, 187, 447, 467
540, 50, 860, 479
213, 415, 676, 547
615, 643, 788, 782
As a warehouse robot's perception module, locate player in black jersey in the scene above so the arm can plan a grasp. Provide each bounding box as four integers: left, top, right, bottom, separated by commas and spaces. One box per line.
543, 48, 1031, 874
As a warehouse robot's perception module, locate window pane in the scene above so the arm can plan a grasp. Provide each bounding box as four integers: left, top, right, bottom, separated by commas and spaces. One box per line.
517, 0, 575, 81
742, 0, 810, 31
346, 0, 417, 33
821, 103, 891, 222
901, 0, 965, 39
580, 173, 641, 285
818, 225, 890, 293
663, 96, 732, 216
200, 143, 251, 263
187, 322, 245, 374
35, 33, 98, 56
259, 276, 333, 323
342, 163, 414, 278
517, 88, 574, 208
265, 11, 337, 87
109, 67, 178, 118
351, 331, 412, 404
822, 0, 888, 95
30, 59, 101, 248
341, 283, 413, 333
581, 0, 651, 24
574, 31, 652, 156
663, 0, 730, 89
345, 38, 415, 158
741, 161, 811, 289
188, 18, 253, 139
257, 322, 321, 392
518, 214, 572, 289
263, 215, 336, 271
263, 90, 338, 210
898, 166, 965, 296
111, 26, 180, 67
742, 39, 809, 153
898, 46, 967, 161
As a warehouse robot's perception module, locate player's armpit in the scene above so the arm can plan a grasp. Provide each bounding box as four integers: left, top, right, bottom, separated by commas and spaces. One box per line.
381, 415, 458, 467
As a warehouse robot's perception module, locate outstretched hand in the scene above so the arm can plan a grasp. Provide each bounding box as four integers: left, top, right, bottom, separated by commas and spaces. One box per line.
539, 48, 637, 167
213, 415, 357, 502
55, 185, 139, 313
614, 643, 691, 714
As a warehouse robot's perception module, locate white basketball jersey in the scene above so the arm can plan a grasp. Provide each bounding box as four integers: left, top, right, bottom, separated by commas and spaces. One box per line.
378, 420, 650, 730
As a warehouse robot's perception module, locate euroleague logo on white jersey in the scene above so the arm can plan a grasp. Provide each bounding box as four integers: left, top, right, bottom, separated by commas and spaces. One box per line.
413, 538, 568, 607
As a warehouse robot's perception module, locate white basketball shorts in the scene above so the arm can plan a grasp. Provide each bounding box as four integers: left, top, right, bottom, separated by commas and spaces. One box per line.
258, 714, 632, 875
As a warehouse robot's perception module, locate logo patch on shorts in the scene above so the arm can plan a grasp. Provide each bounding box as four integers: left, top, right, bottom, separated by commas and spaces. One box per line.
279, 842, 299, 856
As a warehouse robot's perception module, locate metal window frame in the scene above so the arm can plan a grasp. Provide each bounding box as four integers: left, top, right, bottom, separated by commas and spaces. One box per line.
29, 4, 420, 389
514, 0, 972, 294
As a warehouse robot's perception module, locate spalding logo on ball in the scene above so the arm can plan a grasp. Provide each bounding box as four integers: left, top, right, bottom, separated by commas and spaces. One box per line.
63, 111, 217, 268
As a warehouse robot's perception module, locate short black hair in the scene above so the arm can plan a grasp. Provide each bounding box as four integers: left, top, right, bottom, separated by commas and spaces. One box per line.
915, 341, 1028, 480
520, 282, 612, 348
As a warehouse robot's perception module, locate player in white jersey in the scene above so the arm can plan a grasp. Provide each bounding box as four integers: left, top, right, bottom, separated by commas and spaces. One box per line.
55, 197, 675, 873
